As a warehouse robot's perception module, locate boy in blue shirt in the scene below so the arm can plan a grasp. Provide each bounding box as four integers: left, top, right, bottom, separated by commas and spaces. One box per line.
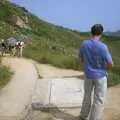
79, 24, 113, 120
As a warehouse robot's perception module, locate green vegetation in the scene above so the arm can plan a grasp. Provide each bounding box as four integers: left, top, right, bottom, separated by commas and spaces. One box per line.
0, 1, 120, 86
0, 65, 13, 89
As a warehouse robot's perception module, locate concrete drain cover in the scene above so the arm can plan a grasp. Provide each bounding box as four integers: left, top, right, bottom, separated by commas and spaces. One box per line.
32, 77, 84, 109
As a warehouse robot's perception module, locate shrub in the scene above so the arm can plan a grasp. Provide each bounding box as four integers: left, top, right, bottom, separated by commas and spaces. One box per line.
0, 65, 13, 89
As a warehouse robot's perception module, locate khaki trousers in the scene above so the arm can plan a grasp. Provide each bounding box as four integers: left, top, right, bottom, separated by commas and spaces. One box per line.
80, 76, 107, 120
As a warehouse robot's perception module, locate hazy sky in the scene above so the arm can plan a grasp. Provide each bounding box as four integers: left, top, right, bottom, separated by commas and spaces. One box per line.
12, 0, 120, 32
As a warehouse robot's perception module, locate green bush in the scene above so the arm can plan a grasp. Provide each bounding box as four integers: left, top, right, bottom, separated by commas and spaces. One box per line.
0, 65, 13, 89
108, 71, 120, 87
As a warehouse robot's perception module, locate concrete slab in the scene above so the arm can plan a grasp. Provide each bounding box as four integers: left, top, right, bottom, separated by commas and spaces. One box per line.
32, 78, 84, 109
32, 79, 52, 109
50, 78, 84, 108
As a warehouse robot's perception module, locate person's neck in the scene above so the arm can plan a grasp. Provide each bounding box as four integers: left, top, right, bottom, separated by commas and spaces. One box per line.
91, 36, 100, 40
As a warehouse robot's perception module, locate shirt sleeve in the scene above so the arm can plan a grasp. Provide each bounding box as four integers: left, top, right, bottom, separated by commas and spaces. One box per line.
102, 45, 113, 64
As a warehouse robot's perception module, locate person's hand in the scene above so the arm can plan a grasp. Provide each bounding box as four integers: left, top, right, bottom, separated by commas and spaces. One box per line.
107, 62, 114, 70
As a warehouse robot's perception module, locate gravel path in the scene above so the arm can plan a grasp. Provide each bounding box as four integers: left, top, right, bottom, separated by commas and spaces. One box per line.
0, 57, 38, 120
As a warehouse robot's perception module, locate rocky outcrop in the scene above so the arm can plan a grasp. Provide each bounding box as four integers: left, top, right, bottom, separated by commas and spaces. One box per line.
11, 15, 30, 29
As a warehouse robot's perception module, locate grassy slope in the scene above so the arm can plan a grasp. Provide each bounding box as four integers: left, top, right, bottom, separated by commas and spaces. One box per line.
0, 64, 12, 89
0, 1, 120, 86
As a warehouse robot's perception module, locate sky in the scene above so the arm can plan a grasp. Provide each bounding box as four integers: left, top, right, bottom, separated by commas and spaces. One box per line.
11, 0, 120, 32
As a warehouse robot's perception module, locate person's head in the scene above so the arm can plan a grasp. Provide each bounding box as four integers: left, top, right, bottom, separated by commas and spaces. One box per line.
91, 24, 104, 38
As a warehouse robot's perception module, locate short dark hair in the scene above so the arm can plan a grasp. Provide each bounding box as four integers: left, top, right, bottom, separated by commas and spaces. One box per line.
91, 24, 104, 36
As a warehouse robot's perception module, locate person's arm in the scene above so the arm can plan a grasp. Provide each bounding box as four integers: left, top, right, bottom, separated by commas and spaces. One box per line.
103, 45, 113, 69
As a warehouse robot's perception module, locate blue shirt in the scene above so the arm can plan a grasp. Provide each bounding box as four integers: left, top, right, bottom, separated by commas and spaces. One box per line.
79, 39, 113, 79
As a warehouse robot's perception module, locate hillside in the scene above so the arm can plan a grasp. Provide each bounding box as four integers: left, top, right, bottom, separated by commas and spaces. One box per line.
0, 0, 88, 69
104, 31, 120, 37
0, 0, 120, 86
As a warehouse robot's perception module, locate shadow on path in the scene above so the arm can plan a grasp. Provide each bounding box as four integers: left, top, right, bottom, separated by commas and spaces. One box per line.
32, 104, 81, 120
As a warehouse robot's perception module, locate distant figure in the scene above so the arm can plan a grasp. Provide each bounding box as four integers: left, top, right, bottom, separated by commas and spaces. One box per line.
9, 44, 15, 56
19, 41, 24, 57
6, 37, 17, 56
1, 39, 6, 56
15, 41, 20, 57
15, 41, 24, 57
79, 24, 113, 120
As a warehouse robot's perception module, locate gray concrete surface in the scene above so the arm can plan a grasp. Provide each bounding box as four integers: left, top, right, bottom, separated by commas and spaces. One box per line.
51, 78, 84, 108
32, 79, 52, 109
32, 77, 84, 109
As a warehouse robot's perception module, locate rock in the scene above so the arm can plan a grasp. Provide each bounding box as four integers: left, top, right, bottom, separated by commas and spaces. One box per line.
11, 15, 30, 29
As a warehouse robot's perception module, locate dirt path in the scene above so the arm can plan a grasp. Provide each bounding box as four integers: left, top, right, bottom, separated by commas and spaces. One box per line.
35, 63, 84, 78
103, 85, 120, 120
0, 57, 38, 120
0, 57, 120, 120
